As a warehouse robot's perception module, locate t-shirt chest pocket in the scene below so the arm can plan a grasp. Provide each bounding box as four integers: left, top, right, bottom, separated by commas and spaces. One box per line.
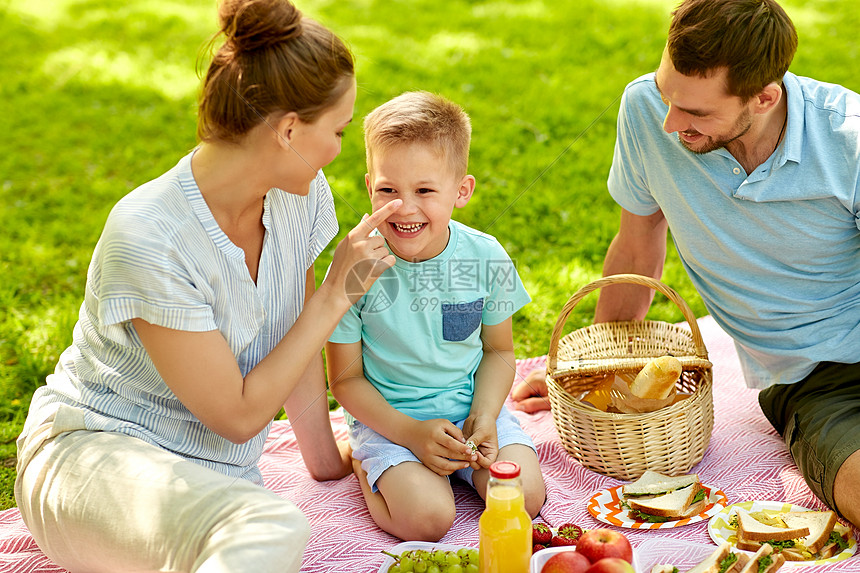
441, 298, 484, 342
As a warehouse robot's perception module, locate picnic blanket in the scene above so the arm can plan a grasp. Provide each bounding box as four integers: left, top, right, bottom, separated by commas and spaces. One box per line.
0, 315, 857, 572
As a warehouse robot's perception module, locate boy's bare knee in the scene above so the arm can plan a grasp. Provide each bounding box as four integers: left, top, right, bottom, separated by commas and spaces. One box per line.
395, 501, 456, 542
524, 485, 547, 519
521, 467, 547, 519
493, 444, 546, 519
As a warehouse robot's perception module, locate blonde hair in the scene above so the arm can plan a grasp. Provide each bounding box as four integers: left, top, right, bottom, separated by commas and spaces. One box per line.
197, 0, 355, 143
363, 91, 472, 177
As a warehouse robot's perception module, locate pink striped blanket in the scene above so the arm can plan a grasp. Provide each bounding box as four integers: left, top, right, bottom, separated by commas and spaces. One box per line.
1, 316, 857, 572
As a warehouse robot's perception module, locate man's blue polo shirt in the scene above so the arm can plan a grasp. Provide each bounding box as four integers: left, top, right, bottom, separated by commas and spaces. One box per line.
608, 72, 860, 389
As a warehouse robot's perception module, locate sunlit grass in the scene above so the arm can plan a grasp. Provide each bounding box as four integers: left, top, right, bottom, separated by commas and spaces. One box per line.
0, 0, 857, 510
42, 45, 198, 100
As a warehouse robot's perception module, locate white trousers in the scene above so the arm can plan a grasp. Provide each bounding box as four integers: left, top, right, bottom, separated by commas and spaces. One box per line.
15, 408, 309, 573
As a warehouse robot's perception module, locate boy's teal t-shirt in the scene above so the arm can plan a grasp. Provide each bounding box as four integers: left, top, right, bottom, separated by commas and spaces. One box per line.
329, 220, 531, 422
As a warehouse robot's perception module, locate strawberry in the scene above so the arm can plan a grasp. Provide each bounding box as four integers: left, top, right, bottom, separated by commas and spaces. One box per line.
532, 523, 553, 545
533, 544, 547, 554
550, 523, 585, 547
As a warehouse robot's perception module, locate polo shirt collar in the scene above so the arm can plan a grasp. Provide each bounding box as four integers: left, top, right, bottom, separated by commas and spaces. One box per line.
778, 71, 804, 167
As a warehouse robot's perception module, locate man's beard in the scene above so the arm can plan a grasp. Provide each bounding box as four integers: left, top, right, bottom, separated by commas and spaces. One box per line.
678, 107, 753, 154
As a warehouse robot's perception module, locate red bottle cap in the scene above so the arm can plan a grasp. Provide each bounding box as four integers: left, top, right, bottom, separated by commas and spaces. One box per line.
489, 460, 521, 479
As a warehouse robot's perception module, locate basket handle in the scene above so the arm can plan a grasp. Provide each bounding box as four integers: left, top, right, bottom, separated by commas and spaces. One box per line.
547, 274, 708, 371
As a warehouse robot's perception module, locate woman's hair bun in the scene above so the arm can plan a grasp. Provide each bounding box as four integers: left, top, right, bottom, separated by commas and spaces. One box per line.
219, 0, 303, 53
199, 0, 354, 142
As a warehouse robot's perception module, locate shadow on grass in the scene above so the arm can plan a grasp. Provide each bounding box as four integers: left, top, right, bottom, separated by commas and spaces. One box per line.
0, 0, 855, 510
0, 2, 205, 411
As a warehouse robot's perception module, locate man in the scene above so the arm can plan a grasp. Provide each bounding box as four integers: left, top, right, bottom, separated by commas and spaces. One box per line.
513, 0, 860, 526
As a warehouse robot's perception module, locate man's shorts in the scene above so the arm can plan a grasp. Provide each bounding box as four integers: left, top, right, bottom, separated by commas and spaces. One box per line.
347, 406, 536, 493
758, 361, 860, 515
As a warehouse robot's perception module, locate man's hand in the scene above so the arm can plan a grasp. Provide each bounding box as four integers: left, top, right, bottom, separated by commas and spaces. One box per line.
510, 368, 552, 413
463, 413, 498, 470
402, 418, 475, 476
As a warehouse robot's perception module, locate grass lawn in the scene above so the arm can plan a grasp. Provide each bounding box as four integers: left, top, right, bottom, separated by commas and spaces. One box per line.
1, 0, 857, 511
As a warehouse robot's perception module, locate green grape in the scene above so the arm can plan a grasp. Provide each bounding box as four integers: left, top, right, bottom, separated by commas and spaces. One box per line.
456, 548, 469, 559
445, 551, 460, 566
427, 565, 441, 573
400, 553, 414, 572
431, 550, 446, 563
447, 565, 463, 573
466, 549, 479, 563
464, 564, 479, 573
387, 564, 402, 573
414, 559, 429, 573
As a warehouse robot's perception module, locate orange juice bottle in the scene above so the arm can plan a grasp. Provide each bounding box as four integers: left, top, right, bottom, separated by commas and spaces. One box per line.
479, 461, 531, 573
581, 373, 616, 411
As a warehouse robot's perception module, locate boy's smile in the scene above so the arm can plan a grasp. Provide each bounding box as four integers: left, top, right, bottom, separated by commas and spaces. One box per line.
366, 142, 475, 263
390, 221, 426, 235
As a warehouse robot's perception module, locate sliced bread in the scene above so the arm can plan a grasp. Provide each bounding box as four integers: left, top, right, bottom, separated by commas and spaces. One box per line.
687, 542, 748, 573
780, 511, 837, 554
736, 509, 809, 542
627, 483, 700, 518
622, 470, 699, 497
737, 544, 784, 573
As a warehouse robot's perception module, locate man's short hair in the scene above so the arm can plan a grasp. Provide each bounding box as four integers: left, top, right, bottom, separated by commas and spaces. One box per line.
363, 91, 472, 177
668, 0, 797, 99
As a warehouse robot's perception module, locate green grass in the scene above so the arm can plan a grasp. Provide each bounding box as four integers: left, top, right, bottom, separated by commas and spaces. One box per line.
1, 0, 857, 510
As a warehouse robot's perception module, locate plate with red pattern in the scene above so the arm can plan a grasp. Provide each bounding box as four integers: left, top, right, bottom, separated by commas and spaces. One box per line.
587, 484, 727, 529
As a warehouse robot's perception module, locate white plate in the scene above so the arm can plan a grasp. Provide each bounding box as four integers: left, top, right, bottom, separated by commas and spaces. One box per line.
708, 500, 857, 566
530, 545, 639, 573
376, 541, 479, 573
587, 484, 728, 529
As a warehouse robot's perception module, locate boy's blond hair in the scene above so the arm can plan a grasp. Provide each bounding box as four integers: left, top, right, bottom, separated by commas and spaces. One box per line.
363, 91, 472, 177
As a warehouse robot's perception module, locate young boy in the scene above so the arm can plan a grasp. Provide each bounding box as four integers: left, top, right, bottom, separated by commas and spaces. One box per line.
326, 91, 545, 542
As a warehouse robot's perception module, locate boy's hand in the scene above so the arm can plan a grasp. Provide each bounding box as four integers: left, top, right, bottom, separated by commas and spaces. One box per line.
463, 413, 499, 470
403, 418, 475, 476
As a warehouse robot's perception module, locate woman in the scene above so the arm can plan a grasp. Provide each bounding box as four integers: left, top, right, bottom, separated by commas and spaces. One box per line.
14, 0, 400, 571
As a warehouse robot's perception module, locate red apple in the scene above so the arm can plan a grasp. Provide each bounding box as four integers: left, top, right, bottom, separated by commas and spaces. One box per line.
584, 557, 635, 573
575, 529, 633, 564
541, 550, 591, 573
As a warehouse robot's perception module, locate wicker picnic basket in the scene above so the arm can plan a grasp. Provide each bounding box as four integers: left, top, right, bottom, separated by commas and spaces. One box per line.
546, 274, 714, 481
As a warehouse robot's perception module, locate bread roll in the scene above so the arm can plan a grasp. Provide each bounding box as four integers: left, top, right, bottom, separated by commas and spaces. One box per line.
629, 356, 682, 399
609, 374, 676, 413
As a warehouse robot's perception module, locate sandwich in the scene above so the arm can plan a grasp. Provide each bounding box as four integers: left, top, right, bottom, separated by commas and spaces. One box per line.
734, 508, 847, 561
622, 470, 706, 522
623, 470, 698, 496
687, 543, 749, 573
737, 544, 784, 573
780, 510, 838, 555
818, 521, 852, 559
649, 542, 750, 573
735, 508, 809, 550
